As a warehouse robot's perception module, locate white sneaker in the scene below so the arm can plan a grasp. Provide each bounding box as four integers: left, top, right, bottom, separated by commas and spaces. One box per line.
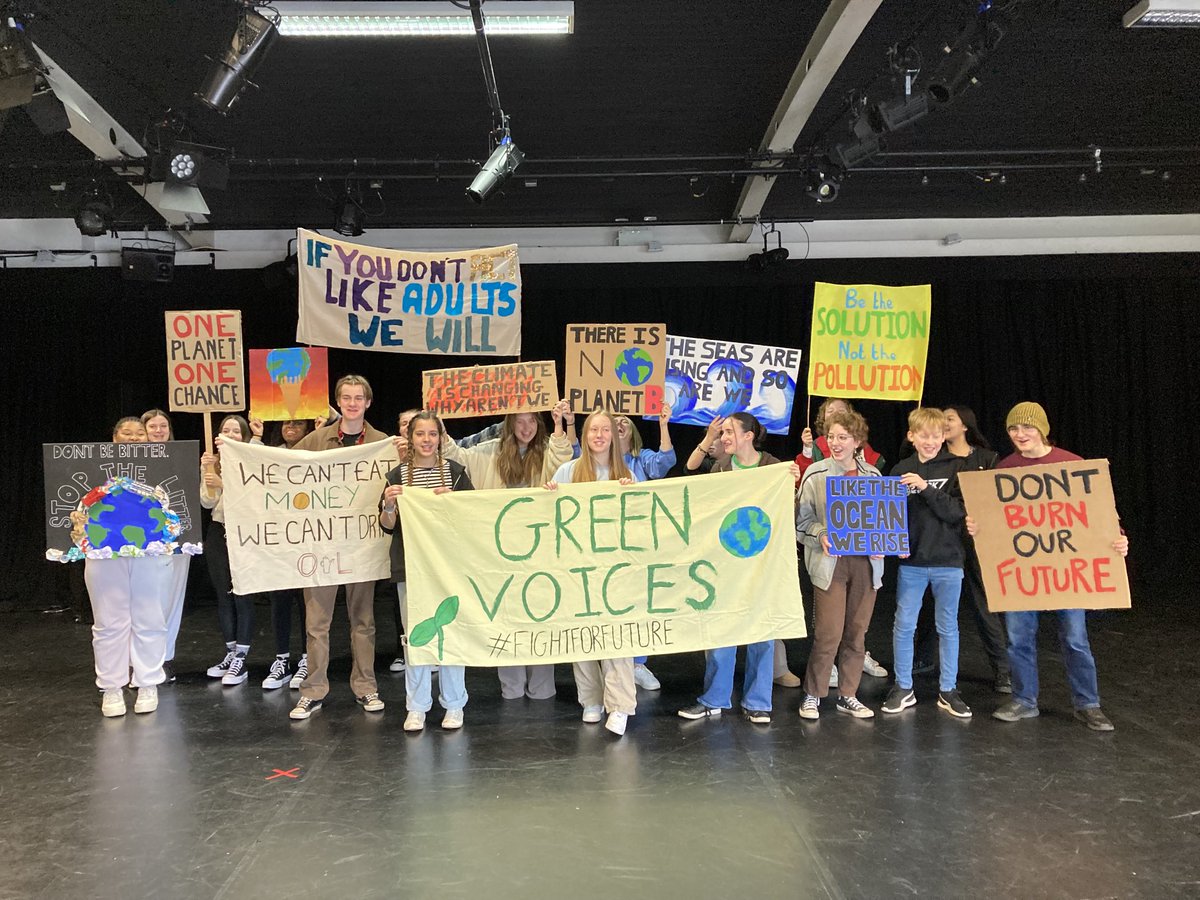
828, 666, 840, 688
101, 689, 126, 717
289, 697, 322, 720
605, 711, 628, 736
262, 657, 290, 690
222, 654, 248, 686
404, 711, 426, 732
206, 649, 235, 678
389, 656, 406, 673
442, 708, 464, 730
133, 685, 158, 714
289, 654, 308, 689
581, 705, 604, 724
863, 651, 888, 678
633, 664, 661, 691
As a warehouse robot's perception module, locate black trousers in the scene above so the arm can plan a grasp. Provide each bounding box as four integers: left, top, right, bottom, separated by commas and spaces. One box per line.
205, 521, 255, 646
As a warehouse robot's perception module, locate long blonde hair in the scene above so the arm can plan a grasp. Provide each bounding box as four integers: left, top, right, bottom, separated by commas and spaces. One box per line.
571, 410, 631, 483
496, 413, 548, 488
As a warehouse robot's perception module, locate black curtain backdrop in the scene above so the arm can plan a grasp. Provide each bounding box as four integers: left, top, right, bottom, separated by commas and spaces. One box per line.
5, 252, 1198, 617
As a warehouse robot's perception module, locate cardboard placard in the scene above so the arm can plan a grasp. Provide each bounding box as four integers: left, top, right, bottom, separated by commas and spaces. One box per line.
422, 360, 558, 419
295, 228, 521, 356
165, 309, 245, 412
652, 334, 801, 435
249, 347, 330, 421
564, 323, 666, 416
43, 441, 202, 556
825, 476, 910, 556
808, 283, 930, 401
958, 460, 1131, 611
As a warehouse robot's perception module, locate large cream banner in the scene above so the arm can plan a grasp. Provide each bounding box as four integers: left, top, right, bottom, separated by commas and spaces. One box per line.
399, 465, 806, 666
218, 439, 398, 594
295, 228, 521, 356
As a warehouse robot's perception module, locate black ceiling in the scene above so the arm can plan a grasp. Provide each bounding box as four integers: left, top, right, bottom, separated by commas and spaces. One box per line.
3, 0, 1198, 230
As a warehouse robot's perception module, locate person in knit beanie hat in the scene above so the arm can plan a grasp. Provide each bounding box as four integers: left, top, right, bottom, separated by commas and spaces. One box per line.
965, 402, 1129, 732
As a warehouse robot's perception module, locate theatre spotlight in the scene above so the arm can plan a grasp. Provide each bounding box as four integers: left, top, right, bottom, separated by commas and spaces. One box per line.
466, 134, 525, 203
745, 224, 789, 270
0, 15, 38, 111
195, 2, 280, 114
152, 141, 230, 190
927, 15, 1005, 105
805, 165, 841, 204
333, 189, 365, 237
74, 185, 113, 237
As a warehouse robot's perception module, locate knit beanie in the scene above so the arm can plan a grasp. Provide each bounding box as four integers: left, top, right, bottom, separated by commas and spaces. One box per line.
1006, 401, 1050, 439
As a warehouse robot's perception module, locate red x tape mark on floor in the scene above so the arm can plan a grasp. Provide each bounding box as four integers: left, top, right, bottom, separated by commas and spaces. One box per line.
266, 767, 301, 781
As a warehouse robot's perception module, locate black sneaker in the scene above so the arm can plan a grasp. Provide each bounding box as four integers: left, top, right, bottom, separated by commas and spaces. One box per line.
163, 659, 176, 684
289, 697, 323, 720
912, 658, 936, 675
743, 709, 771, 724
993, 672, 1013, 694
677, 703, 721, 720
881, 686, 917, 714
937, 690, 972, 718
835, 696, 874, 719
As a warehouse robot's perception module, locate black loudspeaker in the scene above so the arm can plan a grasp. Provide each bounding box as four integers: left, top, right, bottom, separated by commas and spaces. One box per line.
121, 247, 175, 283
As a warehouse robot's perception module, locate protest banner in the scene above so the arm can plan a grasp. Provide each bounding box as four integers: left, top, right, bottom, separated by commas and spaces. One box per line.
217, 439, 397, 593
564, 323, 666, 416
652, 334, 801, 435
165, 310, 245, 412
958, 460, 1131, 612
825, 476, 909, 556
399, 464, 805, 667
295, 228, 521, 356
249, 347, 330, 422
43, 440, 202, 560
808, 282, 931, 401
422, 360, 558, 419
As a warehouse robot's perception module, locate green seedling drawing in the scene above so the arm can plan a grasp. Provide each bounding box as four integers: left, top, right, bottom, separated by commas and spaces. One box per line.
408, 596, 460, 661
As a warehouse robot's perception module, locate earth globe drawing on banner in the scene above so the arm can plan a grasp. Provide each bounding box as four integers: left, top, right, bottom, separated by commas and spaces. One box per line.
614, 347, 654, 387
706, 358, 755, 416
719, 506, 772, 559
80, 480, 176, 552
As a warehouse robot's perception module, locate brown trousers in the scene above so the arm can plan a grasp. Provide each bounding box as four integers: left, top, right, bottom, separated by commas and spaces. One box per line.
803, 556, 878, 699
300, 581, 378, 701
573, 658, 636, 715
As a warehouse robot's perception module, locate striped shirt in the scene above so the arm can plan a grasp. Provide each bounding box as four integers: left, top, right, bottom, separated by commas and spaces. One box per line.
394, 461, 456, 489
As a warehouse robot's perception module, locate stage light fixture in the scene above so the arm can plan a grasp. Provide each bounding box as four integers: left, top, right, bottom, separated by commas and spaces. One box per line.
875, 93, 929, 132
745, 224, 789, 269
0, 15, 38, 111
334, 190, 365, 236
1124, 0, 1200, 26
466, 135, 525, 203
74, 186, 113, 237
196, 3, 280, 114
805, 166, 841, 203
927, 15, 1006, 105
150, 140, 230, 190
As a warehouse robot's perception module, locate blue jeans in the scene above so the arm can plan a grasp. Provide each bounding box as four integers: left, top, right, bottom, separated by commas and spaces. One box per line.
405, 664, 468, 713
1006, 609, 1100, 710
893, 566, 963, 692
697, 642, 773, 711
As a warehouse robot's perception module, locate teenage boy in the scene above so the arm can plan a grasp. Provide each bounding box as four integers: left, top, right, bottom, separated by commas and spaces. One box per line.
883, 408, 972, 718
969, 402, 1128, 732
289, 375, 389, 720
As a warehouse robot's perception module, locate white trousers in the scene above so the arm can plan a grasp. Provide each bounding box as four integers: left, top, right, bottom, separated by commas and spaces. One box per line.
164, 555, 190, 660
84, 556, 173, 691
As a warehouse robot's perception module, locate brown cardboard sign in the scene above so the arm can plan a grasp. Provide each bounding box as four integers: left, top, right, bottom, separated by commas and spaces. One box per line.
564, 323, 666, 416
422, 360, 557, 418
959, 459, 1130, 612
165, 310, 245, 412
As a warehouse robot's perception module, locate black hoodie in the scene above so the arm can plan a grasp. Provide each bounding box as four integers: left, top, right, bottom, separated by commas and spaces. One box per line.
890, 449, 967, 568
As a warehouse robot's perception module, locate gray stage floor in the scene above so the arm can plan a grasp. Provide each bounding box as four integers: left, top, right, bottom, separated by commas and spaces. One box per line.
2, 599, 1198, 900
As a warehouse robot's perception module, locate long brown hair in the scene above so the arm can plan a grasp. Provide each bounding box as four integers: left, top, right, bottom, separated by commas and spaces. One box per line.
571, 410, 631, 483
403, 410, 448, 488
496, 413, 549, 487
213, 414, 251, 475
